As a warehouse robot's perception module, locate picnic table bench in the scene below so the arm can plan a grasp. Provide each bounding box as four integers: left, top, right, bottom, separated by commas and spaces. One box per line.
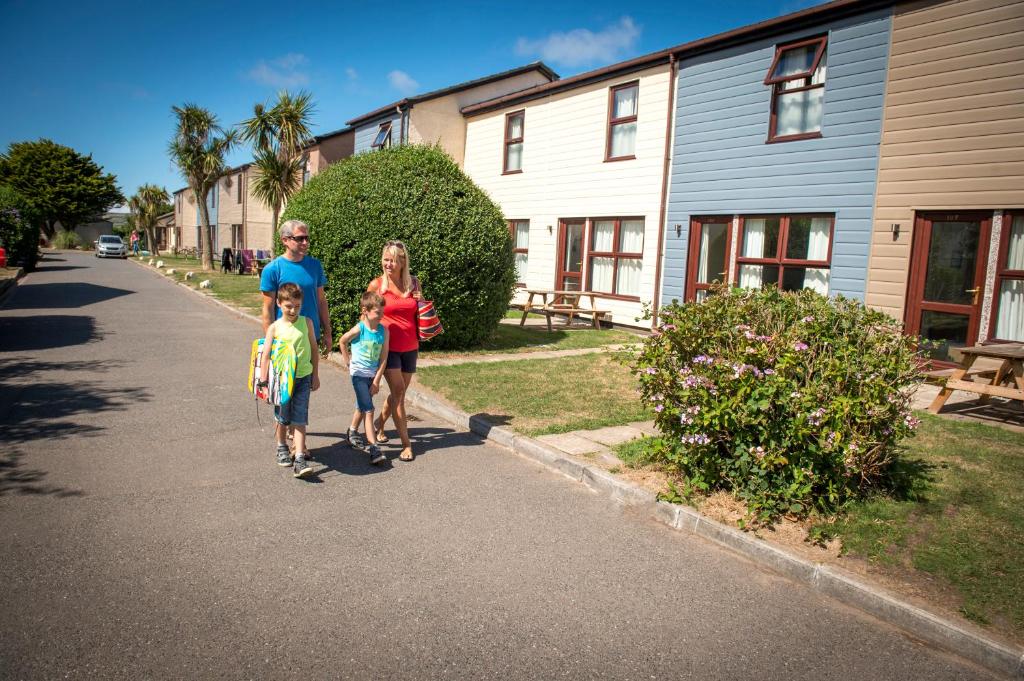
518, 289, 610, 331
928, 342, 1024, 413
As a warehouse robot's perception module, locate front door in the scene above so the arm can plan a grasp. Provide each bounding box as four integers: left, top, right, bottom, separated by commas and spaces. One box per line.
905, 212, 991, 363
686, 217, 732, 301
557, 219, 585, 290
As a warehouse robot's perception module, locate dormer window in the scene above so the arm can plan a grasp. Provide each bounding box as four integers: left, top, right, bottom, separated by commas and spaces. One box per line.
372, 122, 392, 149
765, 36, 827, 142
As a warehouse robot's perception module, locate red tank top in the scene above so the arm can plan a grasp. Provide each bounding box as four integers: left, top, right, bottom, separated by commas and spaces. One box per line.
378, 277, 419, 352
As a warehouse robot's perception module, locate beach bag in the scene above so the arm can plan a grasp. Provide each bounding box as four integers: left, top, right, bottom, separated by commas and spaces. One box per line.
417, 299, 444, 341
248, 338, 296, 406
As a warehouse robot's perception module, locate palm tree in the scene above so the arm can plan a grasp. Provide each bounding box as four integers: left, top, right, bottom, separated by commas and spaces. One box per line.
241, 91, 315, 250
168, 104, 236, 271
128, 184, 170, 256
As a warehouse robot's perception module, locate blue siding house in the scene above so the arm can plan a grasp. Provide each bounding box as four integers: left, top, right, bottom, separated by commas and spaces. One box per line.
352, 110, 404, 155
661, 8, 892, 306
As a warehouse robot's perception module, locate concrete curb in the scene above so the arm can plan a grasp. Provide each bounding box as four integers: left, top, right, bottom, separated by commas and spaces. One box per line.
403, 385, 1024, 680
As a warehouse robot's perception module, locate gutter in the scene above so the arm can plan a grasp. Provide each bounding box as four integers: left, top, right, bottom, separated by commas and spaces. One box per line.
650, 54, 677, 329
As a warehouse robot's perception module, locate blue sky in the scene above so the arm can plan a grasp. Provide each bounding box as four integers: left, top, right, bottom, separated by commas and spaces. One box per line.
0, 0, 819, 205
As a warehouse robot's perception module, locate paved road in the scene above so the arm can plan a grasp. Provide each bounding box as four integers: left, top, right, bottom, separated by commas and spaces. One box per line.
0, 252, 999, 680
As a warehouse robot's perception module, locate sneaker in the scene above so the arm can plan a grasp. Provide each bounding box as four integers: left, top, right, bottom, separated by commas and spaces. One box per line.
348, 429, 367, 451
293, 453, 313, 478
276, 444, 292, 467
368, 444, 386, 465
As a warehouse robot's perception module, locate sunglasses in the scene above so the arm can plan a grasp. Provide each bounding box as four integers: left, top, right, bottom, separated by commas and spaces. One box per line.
386, 240, 406, 249
286, 235, 310, 243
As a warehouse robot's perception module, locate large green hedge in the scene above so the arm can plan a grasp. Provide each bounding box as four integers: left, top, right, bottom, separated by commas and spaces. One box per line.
281, 144, 515, 349
0, 184, 39, 270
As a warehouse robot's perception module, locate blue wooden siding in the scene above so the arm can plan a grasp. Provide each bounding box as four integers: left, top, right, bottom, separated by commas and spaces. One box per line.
353, 111, 403, 154
662, 9, 891, 305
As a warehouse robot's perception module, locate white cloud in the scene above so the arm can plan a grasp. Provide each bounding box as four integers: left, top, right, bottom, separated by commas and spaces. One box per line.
388, 70, 419, 95
515, 17, 641, 68
246, 53, 310, 88
345, 67, 358, 81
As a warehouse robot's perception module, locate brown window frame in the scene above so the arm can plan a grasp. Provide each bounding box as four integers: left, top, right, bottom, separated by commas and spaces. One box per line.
734, 214, 835, 290
988, 211, 1024, 342
605, 81, 639, 162
508, 219, 529, 286
503, 110, 525, 175
585, 216, 644, 301
765, 35, 827, 144
371, 122, 392, 149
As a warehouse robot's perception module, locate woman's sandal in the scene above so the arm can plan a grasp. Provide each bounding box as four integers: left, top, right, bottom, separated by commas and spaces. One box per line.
399, 447, 415, 462
373, 430, 390, 444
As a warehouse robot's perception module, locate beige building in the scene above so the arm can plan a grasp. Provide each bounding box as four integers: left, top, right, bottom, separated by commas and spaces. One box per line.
865, 0, 1024, 360
462, 58, 674, 326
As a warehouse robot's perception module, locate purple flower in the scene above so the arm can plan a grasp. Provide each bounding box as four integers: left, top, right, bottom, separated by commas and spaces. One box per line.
802, 316, 815, 323
764, 368, 775, 375
644, 367, 658, 375
692, 355, 714, 365
661, 323, 677, 331
654, 404, 664, 413
793, 341, 809, 351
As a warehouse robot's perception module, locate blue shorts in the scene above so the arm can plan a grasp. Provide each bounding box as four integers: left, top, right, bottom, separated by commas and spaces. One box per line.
351, 375, 376, 413
385, 349, 418, 373
275, 374, 311, 426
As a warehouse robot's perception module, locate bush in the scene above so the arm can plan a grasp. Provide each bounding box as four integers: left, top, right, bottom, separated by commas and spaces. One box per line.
0, 184, 39, 270
281, 144, 515, 349
53, 230, 82, 249
633, 285, 922, 524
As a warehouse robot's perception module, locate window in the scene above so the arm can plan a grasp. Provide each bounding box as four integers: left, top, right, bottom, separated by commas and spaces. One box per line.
302, 160, 310, 186
509, 220, 529, 284
504, 110, 525, 174
606, 82, 638, 161
231, 224, 243, 250
736, 215, 833, 294
765, 36, 827, 142
587, 218, 644, 297
371, 122, 392, 149
992, 213, 1024, 341
237, 173, 242, 203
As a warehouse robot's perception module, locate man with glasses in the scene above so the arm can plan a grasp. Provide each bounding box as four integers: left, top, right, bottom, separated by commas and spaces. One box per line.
260, 220, 332, 357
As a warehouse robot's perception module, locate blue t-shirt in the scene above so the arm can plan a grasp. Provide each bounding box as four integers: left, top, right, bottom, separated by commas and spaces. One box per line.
260, 255, 328, 340
349, 321, 385, 377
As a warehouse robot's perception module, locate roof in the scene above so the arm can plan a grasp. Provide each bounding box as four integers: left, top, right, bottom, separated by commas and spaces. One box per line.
346, 61, 559, 127
462, 0, 891, 116
310, 125, 354, 145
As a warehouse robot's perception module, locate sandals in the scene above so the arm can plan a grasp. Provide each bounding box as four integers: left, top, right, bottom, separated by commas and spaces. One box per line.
372, 419, 390, 444
399, 447, 415, 462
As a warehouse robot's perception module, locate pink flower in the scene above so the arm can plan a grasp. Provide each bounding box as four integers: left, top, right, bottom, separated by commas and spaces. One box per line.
793, 341, 809, 351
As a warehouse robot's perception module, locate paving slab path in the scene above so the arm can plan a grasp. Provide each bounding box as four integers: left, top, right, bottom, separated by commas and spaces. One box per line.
0, 251, 1003, 680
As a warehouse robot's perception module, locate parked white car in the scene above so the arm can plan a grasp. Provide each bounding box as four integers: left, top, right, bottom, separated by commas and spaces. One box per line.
95, 234, 127, 259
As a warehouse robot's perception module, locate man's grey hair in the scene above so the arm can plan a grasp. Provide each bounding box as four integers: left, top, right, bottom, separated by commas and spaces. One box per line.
279, 220, 308, 239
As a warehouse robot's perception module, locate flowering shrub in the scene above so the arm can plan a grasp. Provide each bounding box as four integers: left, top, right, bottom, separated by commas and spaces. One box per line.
0, 184, 39, 270
633, 285, 922, 523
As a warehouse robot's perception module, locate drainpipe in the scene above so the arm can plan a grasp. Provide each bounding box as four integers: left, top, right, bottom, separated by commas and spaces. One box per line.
397, 104, 410, 144
650, 53, 678, 330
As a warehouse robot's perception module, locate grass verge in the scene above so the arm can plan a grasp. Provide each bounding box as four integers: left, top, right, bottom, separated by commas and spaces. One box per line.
417, 352, 651, 436
421, 324, 639, 357
139, 255, 264, 314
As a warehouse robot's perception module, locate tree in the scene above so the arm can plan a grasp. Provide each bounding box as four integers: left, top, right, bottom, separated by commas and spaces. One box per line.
128, 185, 171, 256
168, 105, 236, 271
0, 139, 124, 240
0, 184, 41, 271
241, 91, 315, 250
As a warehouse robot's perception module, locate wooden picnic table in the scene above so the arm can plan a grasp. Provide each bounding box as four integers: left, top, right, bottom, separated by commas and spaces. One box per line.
928, 342, 1024, 413
518, 289, 610, 331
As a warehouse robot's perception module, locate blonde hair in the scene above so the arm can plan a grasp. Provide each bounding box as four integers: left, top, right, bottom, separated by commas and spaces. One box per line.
381, 241, 412, 296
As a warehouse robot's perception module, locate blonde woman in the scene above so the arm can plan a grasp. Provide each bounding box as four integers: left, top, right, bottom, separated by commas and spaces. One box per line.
366, 240, 421, 461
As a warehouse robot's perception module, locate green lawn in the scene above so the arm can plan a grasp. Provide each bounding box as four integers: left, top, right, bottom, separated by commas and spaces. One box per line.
140, 255, 264, 314
810, 414, 1024, 639
417, 353, 651, 436
421, 323, 639, 357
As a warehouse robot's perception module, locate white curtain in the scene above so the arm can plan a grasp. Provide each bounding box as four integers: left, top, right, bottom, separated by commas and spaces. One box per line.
507, 115, 523, 139
614, 86, 638, 118
739, 264, 763, 289
804, 267, 830, 295
610, 122, 637, 158
515, 253, 529, 282
697, 227, 711, 284
515, 222, 529, 250
1007, 217, 1024, 270
590, 256, 614, 292
616, 258, 641, 296
506, 142, 523, 171
620, 219, 644, 252
777, 88, 824, 137
996, 279, 1024, 341
775, 45, 815, 79
742, 219, 766, 258
592, 221, 615, 251
808, 217, 831, 260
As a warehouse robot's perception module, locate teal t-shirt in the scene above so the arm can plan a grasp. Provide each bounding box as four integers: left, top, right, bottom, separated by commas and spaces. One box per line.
350, 321, 385, 377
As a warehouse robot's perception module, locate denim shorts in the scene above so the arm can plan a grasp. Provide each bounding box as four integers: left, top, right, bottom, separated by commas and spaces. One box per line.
275, 374, 311, 426
351, 374, 376, 413
385, 349, 418, 373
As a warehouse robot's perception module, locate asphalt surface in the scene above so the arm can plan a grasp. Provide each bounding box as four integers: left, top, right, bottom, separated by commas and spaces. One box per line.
0, 251, 1001, 680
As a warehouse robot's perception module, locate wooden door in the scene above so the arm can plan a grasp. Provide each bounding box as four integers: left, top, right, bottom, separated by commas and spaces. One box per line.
685, 217, 732, 301
556, 219, 585, 291
905, 212, 991, 364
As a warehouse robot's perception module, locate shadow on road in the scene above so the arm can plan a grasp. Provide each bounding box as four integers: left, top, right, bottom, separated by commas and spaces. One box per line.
30, 265, 87, 273
0, 451, 84, 498
2, 282, 133, 310
0, 315, 100, 351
